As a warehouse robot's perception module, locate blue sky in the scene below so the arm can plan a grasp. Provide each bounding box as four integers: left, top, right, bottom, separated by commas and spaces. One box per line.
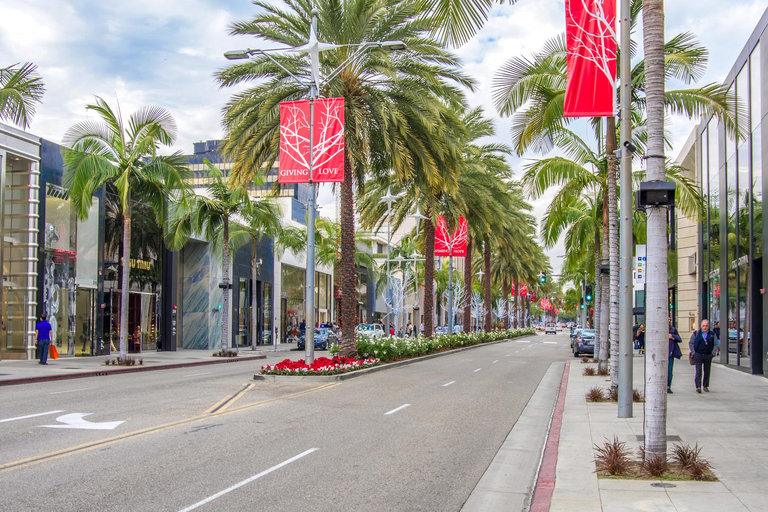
2, 0, 766, 271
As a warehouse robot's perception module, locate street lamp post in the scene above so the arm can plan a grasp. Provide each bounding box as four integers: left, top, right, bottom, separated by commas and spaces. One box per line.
618, 0, 634, 418
225, 9, 404, 364
475, 269, 484, 332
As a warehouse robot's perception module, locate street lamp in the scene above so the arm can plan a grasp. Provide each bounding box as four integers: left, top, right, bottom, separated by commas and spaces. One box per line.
225, 10, 405, 364
380, 187, 403, 337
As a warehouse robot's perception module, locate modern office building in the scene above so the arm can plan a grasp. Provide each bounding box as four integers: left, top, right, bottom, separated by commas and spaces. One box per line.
682, 7, 768, 375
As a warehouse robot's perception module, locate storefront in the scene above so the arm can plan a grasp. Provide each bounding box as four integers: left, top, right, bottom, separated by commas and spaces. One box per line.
698, 22, 767, 374
0, 124, 40, 360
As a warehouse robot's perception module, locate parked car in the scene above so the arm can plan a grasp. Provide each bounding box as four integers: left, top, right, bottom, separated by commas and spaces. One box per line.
570, 327, 582, 340
573, 328, 596, 357
545, 322, 557, 335
297, 328, 337, 351
356, 323, 385, 339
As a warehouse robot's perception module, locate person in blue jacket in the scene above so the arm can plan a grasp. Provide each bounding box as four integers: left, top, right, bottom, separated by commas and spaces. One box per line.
667, 318, 683, 393
688, 319, 717, 393
35, 314, 53, 365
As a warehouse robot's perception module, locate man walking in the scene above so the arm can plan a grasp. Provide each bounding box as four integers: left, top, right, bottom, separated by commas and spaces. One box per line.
35, 314, 53, 365
688, 319, 717, 393
667, 317, 683, 393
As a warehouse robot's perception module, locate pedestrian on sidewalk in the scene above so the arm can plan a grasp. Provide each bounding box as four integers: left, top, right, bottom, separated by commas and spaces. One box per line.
635, 323, 645, 354
667, 318, 683, 393
35, 314, 53, 365
688, 319, 717, 393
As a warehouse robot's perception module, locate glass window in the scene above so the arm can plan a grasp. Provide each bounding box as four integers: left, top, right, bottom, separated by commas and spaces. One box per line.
707, 120, 720, 326
726, 85, 737, 160
281, 264, 305, 329
701, 129, 709, 257
751, 46, 761, 131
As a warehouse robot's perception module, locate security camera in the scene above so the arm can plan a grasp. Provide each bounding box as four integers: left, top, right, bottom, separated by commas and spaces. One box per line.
623, 141, 638, 154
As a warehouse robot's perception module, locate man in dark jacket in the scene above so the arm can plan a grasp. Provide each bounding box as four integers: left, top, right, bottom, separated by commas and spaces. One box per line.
688, 319, 717, 393
667, 318, 683, 393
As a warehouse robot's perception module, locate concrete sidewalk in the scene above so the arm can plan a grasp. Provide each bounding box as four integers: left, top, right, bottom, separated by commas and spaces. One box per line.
0, 344, 296, 385
549, 354, 768, 512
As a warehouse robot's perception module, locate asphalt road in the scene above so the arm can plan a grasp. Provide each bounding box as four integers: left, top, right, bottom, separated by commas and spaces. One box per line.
0, 331, 571, 511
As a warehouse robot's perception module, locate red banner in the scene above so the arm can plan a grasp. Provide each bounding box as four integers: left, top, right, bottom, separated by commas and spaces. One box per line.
564, 0, 617, 117
520, 284, 528, 297
279, 97, 345, 183
435, 216, 468, 257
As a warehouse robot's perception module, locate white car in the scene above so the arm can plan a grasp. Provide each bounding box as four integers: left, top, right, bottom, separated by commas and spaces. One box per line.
545, 323, 557, 335
356, 323, 385, 338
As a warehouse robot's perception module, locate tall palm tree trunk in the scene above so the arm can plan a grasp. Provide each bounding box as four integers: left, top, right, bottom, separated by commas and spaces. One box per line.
339, 154, 358, 357
607, 118, 620, 388
593, 235, 603, 362
251, 237, 259, 349
119, 197, 131, 363
484, 240, 492, 332
222, 220, 231, 351
463, 235, 472, 333
424, 211, 435, 338
642, 0, 668, 460
599, 189, 610, 372
502, 278, 510, 329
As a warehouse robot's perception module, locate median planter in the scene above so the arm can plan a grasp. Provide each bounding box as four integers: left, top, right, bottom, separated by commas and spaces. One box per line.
255, 329, 536, 381
355, 328, 536, 362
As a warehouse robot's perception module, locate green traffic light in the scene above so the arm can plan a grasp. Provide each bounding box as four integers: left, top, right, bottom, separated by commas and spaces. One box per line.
580, 304, 585, 310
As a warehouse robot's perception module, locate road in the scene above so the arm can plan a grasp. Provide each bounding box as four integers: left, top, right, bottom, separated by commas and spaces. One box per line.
0, 332, 571, 511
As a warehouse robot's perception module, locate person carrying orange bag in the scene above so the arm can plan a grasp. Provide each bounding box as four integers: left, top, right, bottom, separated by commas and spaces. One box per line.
35, 314, 54, 365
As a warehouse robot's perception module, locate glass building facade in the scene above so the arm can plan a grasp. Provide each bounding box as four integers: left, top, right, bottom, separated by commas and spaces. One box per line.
698, 18, 768, 374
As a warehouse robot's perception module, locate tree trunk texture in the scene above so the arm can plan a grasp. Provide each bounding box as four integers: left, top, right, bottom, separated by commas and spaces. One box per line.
599, 186, 610, 373
593, 235, 603, 362
339, 153, 359, 357
251, 237, 259, 349
119, 196, 131, 363
607, 117, 620, 388
502, 278, 510, 330
483, 240, 492, 332
642, 0, 668, 460
222, 219, 230, 352
424, 210, 435, 338
463, 234, 472, 333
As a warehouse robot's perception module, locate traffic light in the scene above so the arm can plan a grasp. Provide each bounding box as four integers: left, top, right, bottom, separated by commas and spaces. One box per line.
580, 298, 585, 310
540, 272, 547, 284
585, 285, 593, 302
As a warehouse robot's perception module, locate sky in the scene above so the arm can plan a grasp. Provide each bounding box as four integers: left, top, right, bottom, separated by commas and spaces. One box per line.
2, 0, 766, 276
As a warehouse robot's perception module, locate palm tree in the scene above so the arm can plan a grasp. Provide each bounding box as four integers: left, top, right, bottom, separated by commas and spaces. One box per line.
166, 160, 247, 352
62, 97, 189, 362
0, 62, 45, 129
217, 0, 470, 352
642, 0, 668, 461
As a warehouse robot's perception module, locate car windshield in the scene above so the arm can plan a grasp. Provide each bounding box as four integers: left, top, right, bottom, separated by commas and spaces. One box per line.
581, 329, 596, 336
315, 329, 326, 335
358, 325, 373, 331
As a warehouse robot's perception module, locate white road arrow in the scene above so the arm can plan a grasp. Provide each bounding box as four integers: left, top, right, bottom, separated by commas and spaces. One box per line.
40, 413, 124, 430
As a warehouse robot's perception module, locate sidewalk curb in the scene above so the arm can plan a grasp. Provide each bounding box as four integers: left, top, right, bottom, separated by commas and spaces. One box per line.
254, 337, 532, 382
529, 359, 570, 512
0, 355, 267, 387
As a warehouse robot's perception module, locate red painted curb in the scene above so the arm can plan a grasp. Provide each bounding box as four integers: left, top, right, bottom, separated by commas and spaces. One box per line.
0, 355, 267, 387
530, 360, 570, 512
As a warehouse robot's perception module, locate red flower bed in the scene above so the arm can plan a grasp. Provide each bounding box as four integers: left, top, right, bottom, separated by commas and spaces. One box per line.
260, 356, 380, 376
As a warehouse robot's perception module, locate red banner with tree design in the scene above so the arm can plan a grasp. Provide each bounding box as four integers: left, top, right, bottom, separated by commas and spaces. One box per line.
564, 0, 617, 117
435, 216, 468, 257
279, 97, 345, 183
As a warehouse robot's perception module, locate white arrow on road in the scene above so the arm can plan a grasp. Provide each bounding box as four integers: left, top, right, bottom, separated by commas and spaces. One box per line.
40, 413, 124, 430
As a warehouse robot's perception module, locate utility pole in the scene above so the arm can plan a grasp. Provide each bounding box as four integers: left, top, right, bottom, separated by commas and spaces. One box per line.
618, 0, 634, 418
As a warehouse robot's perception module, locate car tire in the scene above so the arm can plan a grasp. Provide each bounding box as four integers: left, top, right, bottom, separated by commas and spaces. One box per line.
573, 348, 580, 357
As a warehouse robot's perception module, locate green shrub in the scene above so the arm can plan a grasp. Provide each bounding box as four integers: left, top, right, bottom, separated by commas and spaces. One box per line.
354, 328, 535, 362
